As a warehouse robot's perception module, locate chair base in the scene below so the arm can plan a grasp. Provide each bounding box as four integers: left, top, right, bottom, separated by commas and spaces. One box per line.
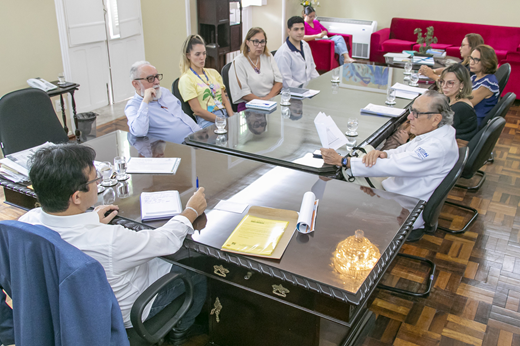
455, 170, 486, 191
378, 254, 436, 298
486, 151, 494, 164
406, 227, 427, 242
438, 200, 479, 234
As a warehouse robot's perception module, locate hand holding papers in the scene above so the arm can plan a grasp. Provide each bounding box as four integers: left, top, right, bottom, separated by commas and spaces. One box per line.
296, 191, 319, 234
391, 83, 427, 100
314, 112, 349, 150
361, 104, 406, 118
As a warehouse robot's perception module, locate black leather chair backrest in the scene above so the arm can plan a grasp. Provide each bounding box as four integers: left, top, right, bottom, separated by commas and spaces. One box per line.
171, 78, 197, 123
0, 88, 69, 156
463, 116, 506, 179
479, 92, 515, 130
271, 50, 277, 56
495, 63, 511, 96
221, 62, 238, 113
422, 147, 468, 232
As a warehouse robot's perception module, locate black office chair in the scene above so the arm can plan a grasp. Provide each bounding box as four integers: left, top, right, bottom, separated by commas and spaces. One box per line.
0, 88, 69, 156
378, 147, 468, 298
495, 63, 511, 96
0, 220, 194, 346
221, 62, 238, 113
479, 92, 515, 130
270, 50, 277, 56
171, 78, 197, 123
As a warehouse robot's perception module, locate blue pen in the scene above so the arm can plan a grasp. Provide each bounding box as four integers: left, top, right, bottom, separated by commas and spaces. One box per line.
196, 176, 199, 188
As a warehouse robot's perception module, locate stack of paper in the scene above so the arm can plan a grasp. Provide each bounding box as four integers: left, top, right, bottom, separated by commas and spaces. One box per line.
412, 56, 434, 66
384, 52, 411, 63
314, 112, 349, 150
361, 104, 407, 118
126, 157, 181, 174
391, 83, 427, 100
245, 99, 277, 111
289, 87, 320, 98
426, 49, 446, 58
140, 190, 182, 221
0, 142, 54, 183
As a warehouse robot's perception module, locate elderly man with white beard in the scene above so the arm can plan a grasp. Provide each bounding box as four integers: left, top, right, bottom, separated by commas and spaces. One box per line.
124, 61, 201, 144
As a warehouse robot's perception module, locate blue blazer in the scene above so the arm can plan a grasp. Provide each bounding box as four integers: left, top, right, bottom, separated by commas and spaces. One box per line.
0, 220, 129, 346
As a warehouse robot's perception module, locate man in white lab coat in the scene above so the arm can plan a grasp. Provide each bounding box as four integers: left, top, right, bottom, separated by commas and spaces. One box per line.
274, 16, 320, 88
321, 90, 459, 234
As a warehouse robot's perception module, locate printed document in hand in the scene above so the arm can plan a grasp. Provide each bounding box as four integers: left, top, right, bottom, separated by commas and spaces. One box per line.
296, 191, 319, 234
314, 112, 349, 150
140, 190, 182, 221
391, 83, 427, 100
361, 104, 406, 118
126, 157, 181, 174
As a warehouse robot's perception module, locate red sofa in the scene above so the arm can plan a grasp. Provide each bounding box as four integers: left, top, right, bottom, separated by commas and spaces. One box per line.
307, 33, 353, 71
370, 18, 520, 97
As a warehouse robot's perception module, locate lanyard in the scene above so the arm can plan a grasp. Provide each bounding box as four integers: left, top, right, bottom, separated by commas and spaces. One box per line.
190, 68, 216, 97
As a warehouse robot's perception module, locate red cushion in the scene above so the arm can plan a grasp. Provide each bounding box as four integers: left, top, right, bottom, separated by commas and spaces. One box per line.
382, 39, 415, 52
446, 46, 462, 59
495, 49, 508, 62
412, 43, 452, 52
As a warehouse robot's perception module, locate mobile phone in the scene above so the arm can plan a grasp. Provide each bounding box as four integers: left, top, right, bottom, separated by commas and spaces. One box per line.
312, 149, 322, 158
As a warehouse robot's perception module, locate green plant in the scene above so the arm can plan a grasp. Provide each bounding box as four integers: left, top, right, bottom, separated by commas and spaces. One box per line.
300, 0, 319, 8
414, 26, 438, 54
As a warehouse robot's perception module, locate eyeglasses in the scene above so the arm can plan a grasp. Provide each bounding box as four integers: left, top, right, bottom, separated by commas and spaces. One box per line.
249, 39, 267, 46
469, 56, 481, 63
134, 74, 163, 83
83, 170, 103, 187
438, 79, 457, 87
409, 107, 439, 119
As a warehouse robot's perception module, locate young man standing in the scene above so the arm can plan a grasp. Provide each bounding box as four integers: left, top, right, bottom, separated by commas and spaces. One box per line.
275, 16, 319, 88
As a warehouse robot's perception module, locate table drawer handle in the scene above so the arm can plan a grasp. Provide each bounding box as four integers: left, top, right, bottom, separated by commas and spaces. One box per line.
213, 265, 229, 277
272, 284, 290, 298
210, 297, 222, 323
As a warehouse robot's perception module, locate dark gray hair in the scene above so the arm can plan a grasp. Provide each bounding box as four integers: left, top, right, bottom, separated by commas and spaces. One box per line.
129, 61, 152, 80
423, 90, 454, 127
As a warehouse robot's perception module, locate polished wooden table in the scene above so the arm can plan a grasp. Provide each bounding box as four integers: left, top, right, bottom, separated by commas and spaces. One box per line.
82, 131, 425, 346
185, 63, 432, 175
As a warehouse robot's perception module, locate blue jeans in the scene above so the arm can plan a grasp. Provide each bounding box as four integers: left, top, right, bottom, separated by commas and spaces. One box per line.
197, 108, 229, 129
330, 35, 350, 65
147, 265, 207, 332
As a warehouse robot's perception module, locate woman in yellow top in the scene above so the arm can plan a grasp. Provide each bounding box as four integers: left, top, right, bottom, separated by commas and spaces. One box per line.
179, 35, 234, 128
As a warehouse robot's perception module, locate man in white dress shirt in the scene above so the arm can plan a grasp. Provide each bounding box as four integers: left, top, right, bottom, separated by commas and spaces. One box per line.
19, 144, 207, 344
275, 16, 319, 88
321, 90, 459, 237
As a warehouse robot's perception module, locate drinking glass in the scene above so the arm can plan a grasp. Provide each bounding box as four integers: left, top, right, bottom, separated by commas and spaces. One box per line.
214, 115, 227, 134
346, 137, 357, 152
385, 88, 396, 105
331, 83, 339, 95
331, 68, 340, 83
281, 106, 291, 119
280, 88, 291, 106
100, 162, 117, 187
346, 118, 359, 137
117, 181, 130, 199
404, 61, 412, 75
103, 187, 116, 205
410, 72, 419, 87
58, 72, 66, 85
114, 156, 129, 181
215, 134, 228, 147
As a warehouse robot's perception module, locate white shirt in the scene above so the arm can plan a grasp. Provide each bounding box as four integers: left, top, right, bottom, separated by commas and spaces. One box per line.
274, 40, 319, 88
19, 208, 193, 328
228, 53, 283, 104
349, 125, 458, 228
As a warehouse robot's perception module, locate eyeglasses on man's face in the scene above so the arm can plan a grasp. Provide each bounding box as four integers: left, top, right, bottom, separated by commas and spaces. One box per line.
134, 74, 163, 83
469, 56, 481, 64
83, 170, 103, 187
438, 79, 457, 88
249, 39, 267, 46
408, 107, 439, 119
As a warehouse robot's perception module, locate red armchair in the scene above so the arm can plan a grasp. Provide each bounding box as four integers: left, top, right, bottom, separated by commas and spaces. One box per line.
307, 33, 353, 72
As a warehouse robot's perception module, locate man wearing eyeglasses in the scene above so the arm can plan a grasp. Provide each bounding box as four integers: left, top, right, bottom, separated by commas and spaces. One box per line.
321, 90, 459, 230
125, 61, 201, 144
274, 16, 319, 88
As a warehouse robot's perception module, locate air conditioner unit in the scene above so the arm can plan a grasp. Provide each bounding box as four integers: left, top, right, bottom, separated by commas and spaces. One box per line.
318, 17, 377, 59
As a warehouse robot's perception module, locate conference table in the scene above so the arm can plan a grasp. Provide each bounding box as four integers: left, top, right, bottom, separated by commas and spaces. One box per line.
81, 130, 425, 346
185, 63, 433, 175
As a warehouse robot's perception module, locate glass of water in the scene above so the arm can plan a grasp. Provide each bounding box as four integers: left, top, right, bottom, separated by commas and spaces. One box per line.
114, 156, 129, 181
346, 118, 359, 137
404, 61, 412, 75
410, 72, 419, 87
214, 115, 227, 134
346, 137, 357, 152
100, 162, 117, 187
280, 88, 291, 106
385, 88, 396, 105
216, 134, 228, 147
331, 68, 340, 83
117, 181, 130, 199
103, 187, 116, 205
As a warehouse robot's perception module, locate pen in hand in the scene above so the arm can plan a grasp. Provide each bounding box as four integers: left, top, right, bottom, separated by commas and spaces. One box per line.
196, 176, 199, 188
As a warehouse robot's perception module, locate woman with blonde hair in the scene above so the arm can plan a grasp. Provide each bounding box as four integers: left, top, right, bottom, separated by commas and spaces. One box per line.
228, 27, 283, 112
178, 34, 234, 128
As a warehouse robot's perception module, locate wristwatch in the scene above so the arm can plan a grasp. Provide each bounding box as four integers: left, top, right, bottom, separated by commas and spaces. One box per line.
341, 156, 348, 168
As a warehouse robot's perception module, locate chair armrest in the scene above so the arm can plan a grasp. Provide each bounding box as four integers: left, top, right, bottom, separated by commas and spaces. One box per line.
517, 44, 520, 53
130, 272, 194, 344
505, 51, 520, 63
308, 39, 336, 71
370, 28, 390, 62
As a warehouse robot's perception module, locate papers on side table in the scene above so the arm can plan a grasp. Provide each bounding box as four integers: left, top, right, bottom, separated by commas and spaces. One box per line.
314, 112, 349, 150
391, 83, 427, 100
0, 142, 55, 183
361, 104, 407, 118
126, 157, 181, 174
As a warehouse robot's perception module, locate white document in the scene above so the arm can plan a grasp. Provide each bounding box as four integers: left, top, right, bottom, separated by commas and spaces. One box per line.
140, 190, 182, 221
296, 191, 319, 234
214, 200, 249, 214
391, 83, 427, 100
303, 89, 320, 98
314, 112, 349, 150
361, 104, 406, 118
245, 99, 277, 111
126, 157, 181, 174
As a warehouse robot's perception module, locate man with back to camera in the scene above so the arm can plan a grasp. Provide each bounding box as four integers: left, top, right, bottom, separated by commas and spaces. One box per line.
321, 90, 459, 238
19, 144, 207, 344
275, 16, 319, 88
125, 60, 202, 144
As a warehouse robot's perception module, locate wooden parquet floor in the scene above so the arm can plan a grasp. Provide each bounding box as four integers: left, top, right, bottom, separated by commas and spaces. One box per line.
2, 105, 520, 345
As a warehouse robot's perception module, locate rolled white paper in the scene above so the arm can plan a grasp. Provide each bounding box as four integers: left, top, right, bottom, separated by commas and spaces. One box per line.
296, 191, 317, 234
